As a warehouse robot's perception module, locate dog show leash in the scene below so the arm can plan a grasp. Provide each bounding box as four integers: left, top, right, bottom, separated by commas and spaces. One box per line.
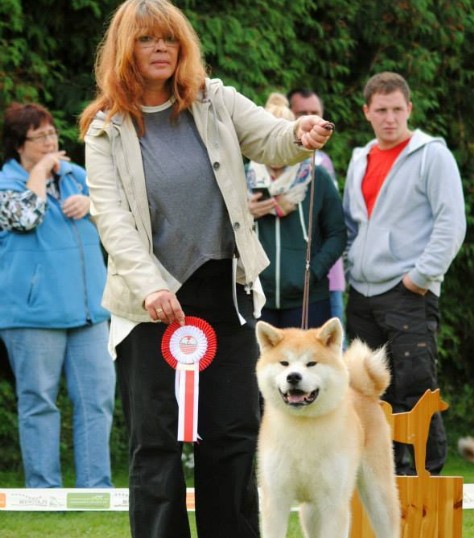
301, 121, 335, 330
301, 150, 316, 330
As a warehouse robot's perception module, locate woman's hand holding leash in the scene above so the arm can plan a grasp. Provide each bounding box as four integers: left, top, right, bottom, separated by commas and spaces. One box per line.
295, 116, 335, 150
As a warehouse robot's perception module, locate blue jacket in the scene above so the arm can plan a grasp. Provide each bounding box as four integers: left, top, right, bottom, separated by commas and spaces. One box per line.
0, 158, 110, 328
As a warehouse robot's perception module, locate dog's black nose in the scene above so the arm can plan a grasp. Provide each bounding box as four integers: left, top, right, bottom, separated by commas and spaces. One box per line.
286, 372, 302, 385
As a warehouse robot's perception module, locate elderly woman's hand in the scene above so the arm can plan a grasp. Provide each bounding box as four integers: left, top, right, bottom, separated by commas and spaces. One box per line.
27, 151, 71, 199
32, 151, 70, 177
295, 116, 335, 150
248, 192, 277, 219
62, 194, 90, 220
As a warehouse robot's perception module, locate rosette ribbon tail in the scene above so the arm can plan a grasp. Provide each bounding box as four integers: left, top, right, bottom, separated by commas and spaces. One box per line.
176, 362, 200, 442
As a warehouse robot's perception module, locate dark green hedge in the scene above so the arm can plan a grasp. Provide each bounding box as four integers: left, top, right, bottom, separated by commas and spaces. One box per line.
1, 0, 473, 468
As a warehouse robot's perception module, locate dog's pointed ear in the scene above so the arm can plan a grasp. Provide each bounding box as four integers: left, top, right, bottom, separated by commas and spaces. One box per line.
256, 321, 284, 351
316, 317, 343, 349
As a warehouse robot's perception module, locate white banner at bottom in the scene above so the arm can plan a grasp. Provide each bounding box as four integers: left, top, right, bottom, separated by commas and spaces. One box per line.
1, 485, 474, 512
0, 488, 130, 511
0, 487, 198, 512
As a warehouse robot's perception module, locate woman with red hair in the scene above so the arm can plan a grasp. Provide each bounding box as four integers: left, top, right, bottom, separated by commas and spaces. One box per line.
80, 1, 334, 536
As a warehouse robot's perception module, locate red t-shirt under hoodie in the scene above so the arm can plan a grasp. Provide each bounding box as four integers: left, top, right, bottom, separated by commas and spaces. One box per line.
362, 137, 411, 217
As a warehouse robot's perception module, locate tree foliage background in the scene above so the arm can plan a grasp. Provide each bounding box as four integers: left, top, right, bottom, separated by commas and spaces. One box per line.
1, 0, 473, 468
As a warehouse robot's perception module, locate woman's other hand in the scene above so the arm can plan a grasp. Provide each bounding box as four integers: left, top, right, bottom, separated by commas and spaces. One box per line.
144, 289, 186, 325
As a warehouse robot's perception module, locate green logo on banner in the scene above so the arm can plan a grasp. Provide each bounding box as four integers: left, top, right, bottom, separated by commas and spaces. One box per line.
67, 493, 110, 509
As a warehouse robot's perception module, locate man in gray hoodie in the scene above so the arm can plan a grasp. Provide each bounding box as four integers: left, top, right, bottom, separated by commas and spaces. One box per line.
343, 72, 466, 475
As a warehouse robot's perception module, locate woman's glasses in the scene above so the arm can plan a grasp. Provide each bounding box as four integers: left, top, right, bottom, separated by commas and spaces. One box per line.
25, 129, 59, 144
136, 35, 179, 49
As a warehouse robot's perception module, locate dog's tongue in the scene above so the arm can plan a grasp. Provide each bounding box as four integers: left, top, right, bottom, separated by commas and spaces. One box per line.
287, 392, 307, 404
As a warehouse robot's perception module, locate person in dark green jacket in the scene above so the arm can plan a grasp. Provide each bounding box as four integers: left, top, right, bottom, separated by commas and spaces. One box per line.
247, 93, 346, 329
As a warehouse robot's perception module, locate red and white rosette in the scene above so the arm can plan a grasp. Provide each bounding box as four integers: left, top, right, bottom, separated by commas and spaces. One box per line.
161, 316, 217, 442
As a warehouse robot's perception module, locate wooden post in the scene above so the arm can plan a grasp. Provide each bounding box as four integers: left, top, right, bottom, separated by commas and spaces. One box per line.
350, 390, 463, 537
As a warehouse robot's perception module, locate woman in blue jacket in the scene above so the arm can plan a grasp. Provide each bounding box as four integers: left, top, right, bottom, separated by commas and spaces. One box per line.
0, 103, 115, 488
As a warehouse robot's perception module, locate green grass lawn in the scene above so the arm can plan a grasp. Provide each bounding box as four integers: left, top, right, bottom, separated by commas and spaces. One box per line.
1, 452, 474, 537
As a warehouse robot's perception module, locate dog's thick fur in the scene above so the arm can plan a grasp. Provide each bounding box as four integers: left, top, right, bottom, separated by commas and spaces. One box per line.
255, 318, 401, 538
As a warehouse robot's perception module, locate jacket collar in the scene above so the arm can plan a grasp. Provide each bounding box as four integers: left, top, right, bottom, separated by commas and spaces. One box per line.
1, 158, 73, 185
355, 129, 445, 163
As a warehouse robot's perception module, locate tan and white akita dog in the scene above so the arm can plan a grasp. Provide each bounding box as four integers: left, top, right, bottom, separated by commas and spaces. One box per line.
255, 318, 400, 538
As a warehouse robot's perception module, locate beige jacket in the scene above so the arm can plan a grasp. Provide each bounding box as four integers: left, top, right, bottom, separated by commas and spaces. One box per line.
84, 78, 310, 322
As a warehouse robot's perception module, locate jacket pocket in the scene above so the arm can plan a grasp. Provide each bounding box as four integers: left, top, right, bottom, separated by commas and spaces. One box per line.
349, 224, 401, 283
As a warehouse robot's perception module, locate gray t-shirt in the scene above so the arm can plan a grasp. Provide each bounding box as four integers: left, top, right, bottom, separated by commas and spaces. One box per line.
140, 101, 235, 283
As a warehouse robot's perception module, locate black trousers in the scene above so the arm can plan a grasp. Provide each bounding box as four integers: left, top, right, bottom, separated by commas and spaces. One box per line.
346, 282, 447, 475
116, 260, 260, 538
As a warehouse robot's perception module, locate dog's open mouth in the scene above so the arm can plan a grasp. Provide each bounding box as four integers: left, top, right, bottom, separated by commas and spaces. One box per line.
279, 388, 319, 407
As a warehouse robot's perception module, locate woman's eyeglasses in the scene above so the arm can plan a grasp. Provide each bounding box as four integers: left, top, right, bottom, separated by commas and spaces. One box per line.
136, 35, 179, 49
25, 129, 59, 144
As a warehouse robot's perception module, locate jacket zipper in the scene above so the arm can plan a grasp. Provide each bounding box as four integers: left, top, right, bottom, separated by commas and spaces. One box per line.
70, 219, 92, 324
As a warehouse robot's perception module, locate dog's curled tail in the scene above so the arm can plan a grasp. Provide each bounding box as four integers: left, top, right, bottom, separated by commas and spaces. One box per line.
344, 339, 390, 399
